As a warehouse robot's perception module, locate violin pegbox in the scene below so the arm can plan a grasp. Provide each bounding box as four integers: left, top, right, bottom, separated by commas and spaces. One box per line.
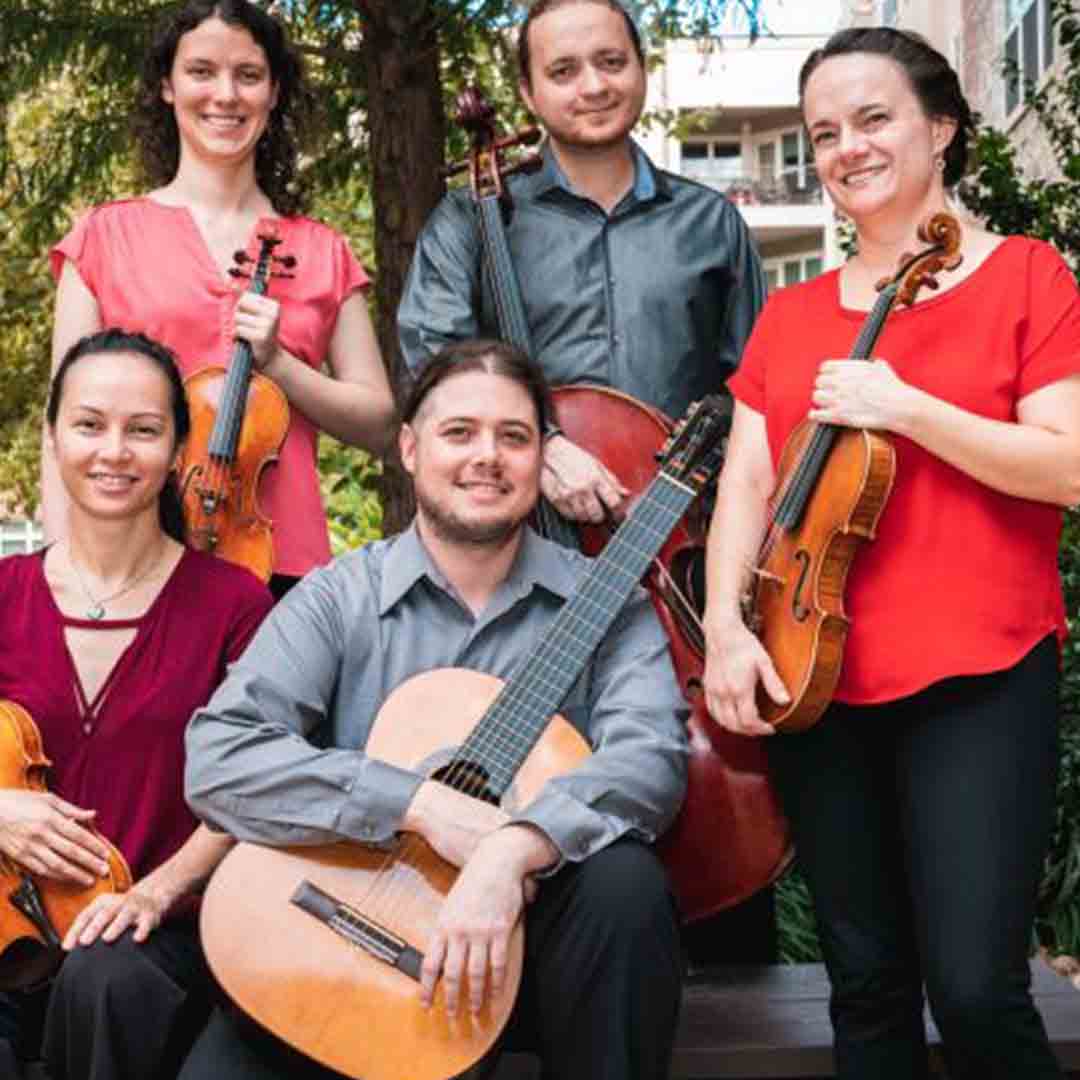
657, 395, 731, 495
229, 233, 298, 288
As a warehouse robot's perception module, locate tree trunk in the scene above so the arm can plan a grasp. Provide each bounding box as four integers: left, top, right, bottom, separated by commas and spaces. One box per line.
355, 1, 447, 534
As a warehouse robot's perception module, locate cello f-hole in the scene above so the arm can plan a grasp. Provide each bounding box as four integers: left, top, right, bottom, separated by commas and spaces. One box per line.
791, 549, 812, 622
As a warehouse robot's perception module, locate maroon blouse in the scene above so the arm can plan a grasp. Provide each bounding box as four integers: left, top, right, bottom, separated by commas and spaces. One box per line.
0, 548, 271, 889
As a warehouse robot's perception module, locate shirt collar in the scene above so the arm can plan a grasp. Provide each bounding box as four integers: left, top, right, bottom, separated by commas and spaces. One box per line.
529, 140, 670, 207
378, 522, 578, 616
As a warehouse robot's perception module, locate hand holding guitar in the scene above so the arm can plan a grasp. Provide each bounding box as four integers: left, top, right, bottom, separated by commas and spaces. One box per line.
0, 789, 111, 888
420, 825, 555, 1017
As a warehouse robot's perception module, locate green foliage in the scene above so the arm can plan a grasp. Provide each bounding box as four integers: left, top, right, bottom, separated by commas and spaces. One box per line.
318, 437, 383, 554
776, 865, 821, 964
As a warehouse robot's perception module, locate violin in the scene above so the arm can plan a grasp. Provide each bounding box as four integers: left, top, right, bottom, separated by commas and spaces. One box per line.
450, 88, 790, 920
746, 212, 963, 733
178, 233, 295, 583
0, 701, 131, 990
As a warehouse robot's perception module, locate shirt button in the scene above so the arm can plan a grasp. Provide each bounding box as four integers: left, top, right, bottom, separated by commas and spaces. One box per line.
82, 722, 92, 736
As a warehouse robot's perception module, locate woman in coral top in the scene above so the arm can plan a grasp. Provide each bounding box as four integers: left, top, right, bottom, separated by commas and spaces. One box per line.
0, 329, 271, 1078
47, 0, 393, 599
703, 27, 1080, 1080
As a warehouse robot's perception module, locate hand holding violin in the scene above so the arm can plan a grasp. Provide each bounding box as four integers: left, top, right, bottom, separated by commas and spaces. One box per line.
0, 789, 111, 888
233, 291, 282, 372
810, 358, 918, 432
703, 615, 788, 737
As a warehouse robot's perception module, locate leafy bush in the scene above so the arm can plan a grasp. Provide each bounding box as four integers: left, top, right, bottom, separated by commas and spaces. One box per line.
319, 437, 383, 554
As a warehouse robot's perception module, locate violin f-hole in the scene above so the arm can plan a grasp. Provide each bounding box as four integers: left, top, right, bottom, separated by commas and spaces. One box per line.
791, 550, 812, 622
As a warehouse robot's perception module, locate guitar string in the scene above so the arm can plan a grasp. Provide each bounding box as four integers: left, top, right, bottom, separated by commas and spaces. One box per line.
358, 479, 698, 930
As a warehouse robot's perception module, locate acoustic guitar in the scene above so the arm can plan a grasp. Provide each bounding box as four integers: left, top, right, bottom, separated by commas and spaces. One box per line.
0, 700, 131, 989
199, 397, 729, 1080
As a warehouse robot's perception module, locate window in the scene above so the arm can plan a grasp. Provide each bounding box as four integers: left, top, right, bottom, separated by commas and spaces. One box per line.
881, 0, 898, 27
0, 520, 43, 556
1005, 0, 1054, 115
679, 140, 742, 185
762, 253, 826, 291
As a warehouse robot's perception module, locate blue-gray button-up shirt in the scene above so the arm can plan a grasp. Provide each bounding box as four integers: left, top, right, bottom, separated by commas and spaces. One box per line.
398, 143, 767, 421
185, 524, 689, 865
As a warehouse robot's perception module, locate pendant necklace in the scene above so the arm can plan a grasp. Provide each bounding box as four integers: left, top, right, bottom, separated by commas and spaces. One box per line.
65, 541, 167, 621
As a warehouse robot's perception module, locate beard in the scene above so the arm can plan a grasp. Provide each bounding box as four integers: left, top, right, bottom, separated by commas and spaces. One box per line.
414, 487, 532, 548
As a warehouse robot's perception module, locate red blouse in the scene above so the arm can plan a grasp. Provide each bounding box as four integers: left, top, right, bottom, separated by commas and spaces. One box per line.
729, 237, 1080, 704
0, 549, 271, 891
51, 198, 371, 576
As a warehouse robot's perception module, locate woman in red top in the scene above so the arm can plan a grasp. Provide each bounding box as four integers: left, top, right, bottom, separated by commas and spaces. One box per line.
0, 330, 271, 1078
704, 27, 1080, 1080
47, 0, 394, 597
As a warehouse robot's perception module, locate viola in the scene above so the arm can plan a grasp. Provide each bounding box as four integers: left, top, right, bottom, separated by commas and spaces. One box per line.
451, 87, 791, 919
0, 701, 131, 990
177, 233, 295, 583
199, 401, 729, 1080
745, 212, 963, 733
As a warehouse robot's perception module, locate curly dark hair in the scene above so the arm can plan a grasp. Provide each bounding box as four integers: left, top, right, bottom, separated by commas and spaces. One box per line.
132, 0, 318, 216
799, 27, 975, 188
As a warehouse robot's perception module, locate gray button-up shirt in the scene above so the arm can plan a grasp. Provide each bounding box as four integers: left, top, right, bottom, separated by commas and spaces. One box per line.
185, 525, 689, 866
398, 143, 767, 421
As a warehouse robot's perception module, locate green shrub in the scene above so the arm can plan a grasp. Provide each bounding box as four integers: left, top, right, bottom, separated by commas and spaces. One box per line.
319, 437, 384, 553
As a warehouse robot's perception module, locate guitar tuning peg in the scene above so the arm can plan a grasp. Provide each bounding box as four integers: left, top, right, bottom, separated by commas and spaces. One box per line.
272, 254, 297, 269
233, 250, 253, 265
227, 267, 250, 279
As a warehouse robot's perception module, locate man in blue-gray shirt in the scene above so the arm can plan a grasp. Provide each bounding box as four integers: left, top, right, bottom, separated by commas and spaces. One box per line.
181, 341, 688, 1080
398, 0, 766, 527
398, 0, 774, 967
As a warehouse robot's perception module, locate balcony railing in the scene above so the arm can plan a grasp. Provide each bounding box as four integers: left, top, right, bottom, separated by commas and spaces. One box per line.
683, 166, 824, 206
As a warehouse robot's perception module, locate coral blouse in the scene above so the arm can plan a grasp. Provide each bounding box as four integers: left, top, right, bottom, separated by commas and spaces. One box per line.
729, 237, 1080, 704
0, 549, 271, 897
51, 199, 370, 576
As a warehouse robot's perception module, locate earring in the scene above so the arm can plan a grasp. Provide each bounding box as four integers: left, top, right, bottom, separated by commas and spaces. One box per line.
934, 153, 946, 172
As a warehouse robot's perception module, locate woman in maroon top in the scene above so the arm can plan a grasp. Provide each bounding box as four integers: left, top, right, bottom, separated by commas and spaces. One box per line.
0, 329, 271, 1078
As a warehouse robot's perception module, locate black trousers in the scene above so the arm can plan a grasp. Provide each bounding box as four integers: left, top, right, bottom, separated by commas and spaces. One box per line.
768, 636, 1062, 1080
0, 922, 212, 1080
179, 840, 683, 1080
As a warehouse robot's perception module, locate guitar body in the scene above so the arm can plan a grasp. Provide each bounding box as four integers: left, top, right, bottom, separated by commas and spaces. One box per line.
178, 366, 288, 584
201, 668, 591, 1080
0, 701, 132, 990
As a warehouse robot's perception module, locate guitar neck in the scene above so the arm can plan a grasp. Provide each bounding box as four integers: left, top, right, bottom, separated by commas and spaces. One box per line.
457, 473, 697, 797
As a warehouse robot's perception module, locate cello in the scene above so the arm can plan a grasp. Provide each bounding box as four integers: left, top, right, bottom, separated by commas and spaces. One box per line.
450, 88, 791, 919
746, 213, 963, 733
0, 701, 131, 990
177, 232, 295, 583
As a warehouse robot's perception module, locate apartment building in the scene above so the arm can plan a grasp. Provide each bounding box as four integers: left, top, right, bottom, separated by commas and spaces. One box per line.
636, 8, 844, 292
637, 0, 1064, 292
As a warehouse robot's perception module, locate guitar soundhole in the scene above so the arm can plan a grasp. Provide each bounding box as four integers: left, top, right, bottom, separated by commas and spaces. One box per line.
431, 760, 499, 806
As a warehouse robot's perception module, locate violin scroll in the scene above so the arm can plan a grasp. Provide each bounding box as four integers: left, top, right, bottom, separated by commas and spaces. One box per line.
874, 211, 964, 306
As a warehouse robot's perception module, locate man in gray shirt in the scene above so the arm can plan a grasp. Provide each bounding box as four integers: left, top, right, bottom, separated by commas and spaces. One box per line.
398, 0, 766, 527
181, 341, 688, 1080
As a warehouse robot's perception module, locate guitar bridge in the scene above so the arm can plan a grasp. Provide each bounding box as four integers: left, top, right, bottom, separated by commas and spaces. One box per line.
291, 880, 423, 982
